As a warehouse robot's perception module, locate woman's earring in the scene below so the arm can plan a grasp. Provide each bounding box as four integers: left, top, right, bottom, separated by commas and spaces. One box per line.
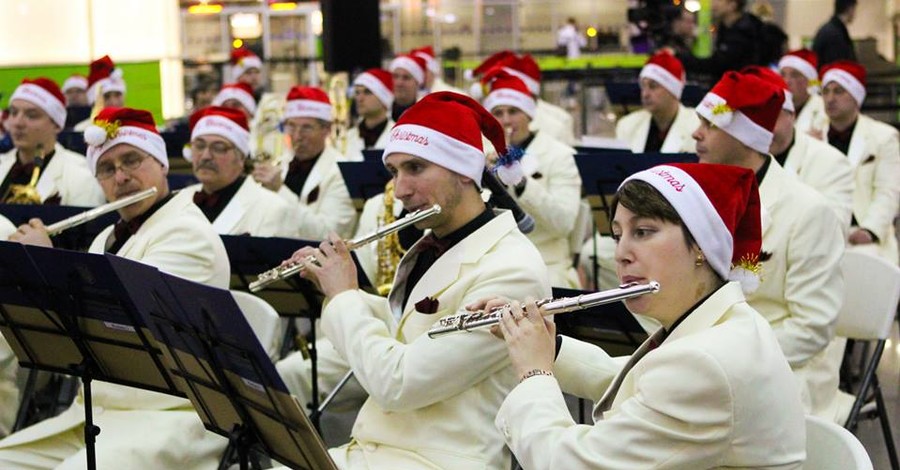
695, 253, 705, 267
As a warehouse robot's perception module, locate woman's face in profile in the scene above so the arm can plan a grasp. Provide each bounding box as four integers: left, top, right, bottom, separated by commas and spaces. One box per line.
612, 205, 699, 324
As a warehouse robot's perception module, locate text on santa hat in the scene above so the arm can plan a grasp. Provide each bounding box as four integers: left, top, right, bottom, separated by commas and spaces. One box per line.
390, 129, 429, 146
649, 168, 686, 192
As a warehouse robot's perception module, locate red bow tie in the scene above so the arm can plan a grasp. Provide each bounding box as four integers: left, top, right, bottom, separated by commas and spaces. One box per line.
416, 234, 452, 258
193, 190, 221, 209
113, 218, 143, 243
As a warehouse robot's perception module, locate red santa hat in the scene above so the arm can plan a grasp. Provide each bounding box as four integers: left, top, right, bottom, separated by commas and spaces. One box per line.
778, 49, 820, 91
466, 51, 517, 97
86, 55, 126, 105
188, 106, 251, 157
622, 163, 763, 293
740, 65, 794, 113
230, 48, 263, 82
284, 86, 332, 121
62, 74, 88, 93
501, 54, 541, 96
821, 60, 867, 107
482, 69, 536, 119
10, 78, 67, 128
696, 71, 784, 154
352, 68, 394, 109
639, 51, 685, 100
389, 54, 427, 85
383, 91, 508, 189
84, 107, 167, 175
212, 82, 257, 116
411, 46, 440, 73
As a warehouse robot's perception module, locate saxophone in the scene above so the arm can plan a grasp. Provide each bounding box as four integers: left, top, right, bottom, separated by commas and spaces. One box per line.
248, 99, 285, 172
327, 72, 350, 155
4, 144, 45, 204
374, 180, 406, 296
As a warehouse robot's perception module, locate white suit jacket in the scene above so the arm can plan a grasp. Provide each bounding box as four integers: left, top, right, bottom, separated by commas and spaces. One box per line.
615, 105, 700, 153
0, 194, 230, 467
533, 99, 576, 146
750, 160, 846, 420
512, 131, 582, 287
497, 282, 806, 469
175, 177, 297, 238
0, 217, 19, 435
0, 143, 104, 206
0, 215, 14, 239
277, 146, 358, 239
341, 118, 393, 162
784, 131, 855, 229
845, 114, 900, 263
321, 210, 551, 469
795, 94, 827, 134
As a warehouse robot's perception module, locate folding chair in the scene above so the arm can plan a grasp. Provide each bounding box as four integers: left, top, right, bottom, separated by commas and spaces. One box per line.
836, 251, 900, 470
231, 290, 284, 363
805, 414, 873, 470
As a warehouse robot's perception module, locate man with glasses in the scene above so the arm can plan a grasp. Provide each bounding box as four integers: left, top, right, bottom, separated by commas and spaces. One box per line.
176, 106, 295, 237
1, 77, 104, 206
252, 86, 357, 239
3, 107, 230, 468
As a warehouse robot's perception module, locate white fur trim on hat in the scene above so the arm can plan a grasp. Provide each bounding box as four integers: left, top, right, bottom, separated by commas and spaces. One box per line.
822, 69, 865, 107
191, 115, 251, 156
483, 88, 536, 119
86, 126, 168, 176
212, 88, 257, 115
383, 123, 485, 188
11, 83, 67, 129
501, 67, 539, 95
696, 92, 773, 154
87, 75, 126, 105
62, 76, 88, 92
353, 73, 393, 109
390, 56, 425, 84
778, 55, 817, 81
284, 99, 332, 122
639, 63, 684, 99
232, 56, 263, 81
413, 51, 440, 73
622, 165, 733, 280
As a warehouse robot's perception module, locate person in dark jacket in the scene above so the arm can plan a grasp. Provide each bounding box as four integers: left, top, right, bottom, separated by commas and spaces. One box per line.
812, 0, 857, 66
676, 0, 762, 83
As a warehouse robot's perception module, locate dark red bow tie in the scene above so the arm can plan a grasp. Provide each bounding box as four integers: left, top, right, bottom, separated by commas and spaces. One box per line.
193, 190, 221, 209
416, 233, 452, 258
113, 218, 143, 243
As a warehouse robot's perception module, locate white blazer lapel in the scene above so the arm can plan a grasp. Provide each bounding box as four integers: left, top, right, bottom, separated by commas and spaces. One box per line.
300, 151, 331, 202
35, 146, 64, 202
845, 118, 868, 167
659, 107, 686, 153
0, 152, 15, 183
211, 179, 251, 234
632, 114, 651, 153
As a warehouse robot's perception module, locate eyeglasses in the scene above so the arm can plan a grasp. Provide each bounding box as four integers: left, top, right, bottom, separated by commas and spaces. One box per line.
191, 140, 235, 157
96, 153, 149, 180
283, 122, 324, 135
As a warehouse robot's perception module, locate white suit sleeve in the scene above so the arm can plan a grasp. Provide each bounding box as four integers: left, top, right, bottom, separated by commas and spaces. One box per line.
858, 130, 900, 241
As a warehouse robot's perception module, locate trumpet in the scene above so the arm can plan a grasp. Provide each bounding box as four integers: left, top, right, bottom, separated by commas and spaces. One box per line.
249, 204, 442, 292
427, 281, 660, 338
45, 187, 158, 236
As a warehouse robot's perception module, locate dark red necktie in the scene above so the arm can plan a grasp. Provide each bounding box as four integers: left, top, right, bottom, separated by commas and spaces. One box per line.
192, 190, 220, 209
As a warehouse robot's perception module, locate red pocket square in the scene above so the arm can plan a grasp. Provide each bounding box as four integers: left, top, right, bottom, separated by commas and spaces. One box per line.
415, 296, 440, 314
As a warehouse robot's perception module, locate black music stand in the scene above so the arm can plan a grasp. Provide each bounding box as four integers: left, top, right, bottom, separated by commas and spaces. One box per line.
0, 243, 184, 470
221, 235, 370, 429
57, 130, 87, 155
122, 266, 337, 470
0, 204, 118, 251
360, 149, 384, 162
551, 286, 648, 423
575, 152, 697, 289
337, 161, 392, 204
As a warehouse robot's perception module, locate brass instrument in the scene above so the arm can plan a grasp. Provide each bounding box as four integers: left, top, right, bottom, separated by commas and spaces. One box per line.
427, 281, 660, 338
249, 94, 286, 170
374, 180, 405, 296
4, 144, 45, 205
249, 204, 441, 292
327, 72, 351, 155
45, 187, 158, 236
89, 83, 105, 120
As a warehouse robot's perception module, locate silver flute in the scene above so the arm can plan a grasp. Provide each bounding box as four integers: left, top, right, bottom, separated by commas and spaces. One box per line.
427, 281, 660, 338
45, 187, 158, 236
249, 204, 442, 292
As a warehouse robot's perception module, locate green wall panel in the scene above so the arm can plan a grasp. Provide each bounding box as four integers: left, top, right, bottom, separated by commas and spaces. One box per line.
0, 62, 164, 124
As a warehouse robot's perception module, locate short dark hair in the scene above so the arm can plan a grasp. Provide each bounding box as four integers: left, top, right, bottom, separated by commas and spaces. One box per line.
611, 179, 696, 248
835, 0, 857, 15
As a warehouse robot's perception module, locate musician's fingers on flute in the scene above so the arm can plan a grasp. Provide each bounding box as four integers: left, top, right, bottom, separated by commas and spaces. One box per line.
284, 246, 318, 267
523, 299, 556, 336
465, 296, 510, 313
10, 218, 52, 247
